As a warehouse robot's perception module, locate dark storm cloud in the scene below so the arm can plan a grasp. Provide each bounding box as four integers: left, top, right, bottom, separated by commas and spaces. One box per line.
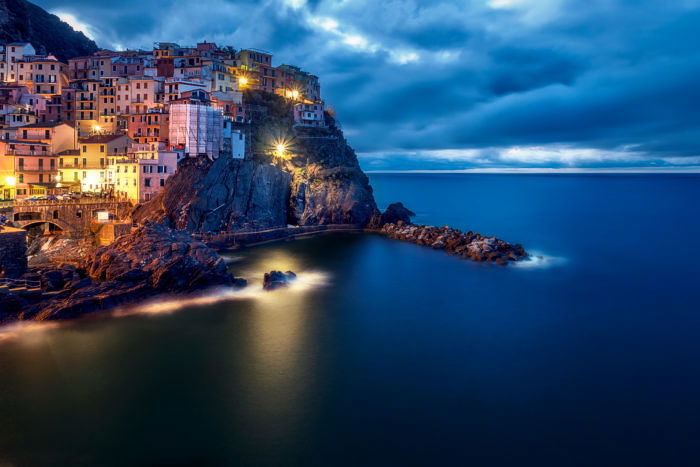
32, 0, 700, 168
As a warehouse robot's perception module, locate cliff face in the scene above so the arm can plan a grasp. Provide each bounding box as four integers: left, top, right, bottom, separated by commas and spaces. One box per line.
0, 0, 99, 61
132, 156, 292, 232
134, 99, 379, 233
284, 124, 378, 226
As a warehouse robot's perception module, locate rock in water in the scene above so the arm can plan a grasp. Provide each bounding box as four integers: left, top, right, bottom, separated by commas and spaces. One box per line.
378, 223, 528, 265
263, 270, 297, 290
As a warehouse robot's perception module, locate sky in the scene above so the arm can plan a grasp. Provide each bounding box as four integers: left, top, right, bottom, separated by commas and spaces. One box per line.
34, 0, 700, 171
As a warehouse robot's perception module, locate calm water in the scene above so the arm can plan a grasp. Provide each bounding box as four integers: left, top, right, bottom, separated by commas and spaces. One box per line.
1, 174, 700, 466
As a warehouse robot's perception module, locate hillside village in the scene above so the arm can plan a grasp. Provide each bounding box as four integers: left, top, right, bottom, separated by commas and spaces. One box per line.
0, 41, 327, 203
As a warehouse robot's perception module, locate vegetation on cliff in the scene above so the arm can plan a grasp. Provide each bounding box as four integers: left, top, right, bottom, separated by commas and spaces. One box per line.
0, 0, 99, 61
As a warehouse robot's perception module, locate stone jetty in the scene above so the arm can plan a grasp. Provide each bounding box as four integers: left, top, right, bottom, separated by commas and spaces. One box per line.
378, 222, 527, 265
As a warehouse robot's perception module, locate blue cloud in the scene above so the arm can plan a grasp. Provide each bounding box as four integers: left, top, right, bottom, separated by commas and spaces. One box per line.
32, 0, 700, 168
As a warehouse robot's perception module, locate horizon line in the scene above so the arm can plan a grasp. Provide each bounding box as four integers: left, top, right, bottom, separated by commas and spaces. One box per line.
365, 167, 700, 174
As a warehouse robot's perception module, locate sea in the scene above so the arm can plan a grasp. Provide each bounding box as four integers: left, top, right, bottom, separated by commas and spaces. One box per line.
1, 173, 699, 466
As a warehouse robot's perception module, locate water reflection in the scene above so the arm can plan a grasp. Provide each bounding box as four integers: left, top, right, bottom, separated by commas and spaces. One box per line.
225, 249, 329, 440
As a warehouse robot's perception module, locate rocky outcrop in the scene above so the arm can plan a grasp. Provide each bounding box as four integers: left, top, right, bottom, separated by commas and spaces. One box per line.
263, 270, 297, 290
132, 156, 291, 232
0, 0, 99, 61
369, 202, 415, 228
2, 224, 246, 321
84, 223, 236, 289
27, 235, 93, 267
284, 123, 379, 226
379, 223, 527, 265
134, 115, 378, 233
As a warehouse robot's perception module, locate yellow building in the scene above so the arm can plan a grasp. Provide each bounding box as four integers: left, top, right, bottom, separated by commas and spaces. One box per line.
0, 122, 77, 199
58, 134, 132, 193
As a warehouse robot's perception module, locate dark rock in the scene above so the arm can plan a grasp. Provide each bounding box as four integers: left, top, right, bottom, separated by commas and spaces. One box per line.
41, 270, 65, 291
84, 223, 232, 291
378, 223, 528, 265
263, 270, 297, 290
114, 268, 149, 282
379, 202, 416, 226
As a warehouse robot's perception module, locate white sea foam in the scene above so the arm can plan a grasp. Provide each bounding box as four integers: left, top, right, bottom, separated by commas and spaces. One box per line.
222, 255, 245, 264
0, 320, 64, 342
513, 252, 566, 269
112, 270, 331, 316
0, 271, 331, 342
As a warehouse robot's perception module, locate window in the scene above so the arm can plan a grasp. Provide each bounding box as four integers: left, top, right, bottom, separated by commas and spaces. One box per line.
144, 178, 151, 187
100, 145, 105, 153
160, 178, 165, 186
82, 145, 87, 153
45, 130, 50, 139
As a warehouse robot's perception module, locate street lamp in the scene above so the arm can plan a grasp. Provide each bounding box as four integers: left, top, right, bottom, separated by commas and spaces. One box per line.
238, 76, 248, 87
275, 143, 287, 157
5, 176, 16, 187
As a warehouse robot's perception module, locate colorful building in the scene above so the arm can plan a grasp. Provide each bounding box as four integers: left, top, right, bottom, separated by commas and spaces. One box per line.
0, 122, 76, 198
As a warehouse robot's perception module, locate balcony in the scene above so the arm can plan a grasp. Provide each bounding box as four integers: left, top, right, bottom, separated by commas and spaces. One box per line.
59, 164, 106, 170
16, 167, 58, 173
5, 149, 53, 156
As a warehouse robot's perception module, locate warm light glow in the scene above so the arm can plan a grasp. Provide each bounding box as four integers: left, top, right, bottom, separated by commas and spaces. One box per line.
275, 144, 287, 156
93, 124, 102, 133
5, 176, 16, 187
291, 90, 300, 99
239, 76, 248, 87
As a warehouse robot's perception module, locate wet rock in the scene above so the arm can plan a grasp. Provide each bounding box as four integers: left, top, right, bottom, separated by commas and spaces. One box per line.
378, 223, 528, 265
41, 270, 65, 291
263, 270, 297, 290
232, 277, 248, 288
114, 268, 149, 282
84, 223, 233, 290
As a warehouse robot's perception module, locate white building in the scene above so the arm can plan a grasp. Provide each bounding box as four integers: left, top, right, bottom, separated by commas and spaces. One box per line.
169, 97, 223, 159
222, 118, 246, 159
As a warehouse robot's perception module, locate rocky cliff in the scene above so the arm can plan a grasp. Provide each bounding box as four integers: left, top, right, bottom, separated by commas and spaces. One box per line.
2, 224, 243, 321
134, 92, 379, 232
282, 123, 378, 226
132, 156, 291, 232
0, 0, 99, 61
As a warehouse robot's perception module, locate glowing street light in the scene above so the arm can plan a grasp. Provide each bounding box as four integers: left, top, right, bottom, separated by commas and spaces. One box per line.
238, 76, 248, 87
93, 124, 102, 134
5, 176, 16, 187
291, 90, 299, 100
275, 144, 287, 157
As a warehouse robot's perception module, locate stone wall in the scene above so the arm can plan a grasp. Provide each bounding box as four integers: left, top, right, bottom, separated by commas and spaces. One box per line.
0, 227, 28, 277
